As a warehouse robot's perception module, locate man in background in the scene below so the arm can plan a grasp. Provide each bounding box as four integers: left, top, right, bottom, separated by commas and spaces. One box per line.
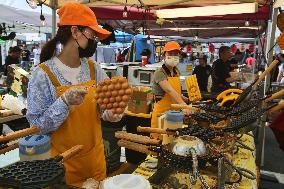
211, 46, 239, 93
229, 50, 243, 71
20, 44, 30, 71
4, 46, 21, 76
192, 55, 211, 92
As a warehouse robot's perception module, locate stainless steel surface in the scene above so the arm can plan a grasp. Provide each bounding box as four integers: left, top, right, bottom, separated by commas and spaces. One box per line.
170, 136, 206, 156
258, 6, 279, 167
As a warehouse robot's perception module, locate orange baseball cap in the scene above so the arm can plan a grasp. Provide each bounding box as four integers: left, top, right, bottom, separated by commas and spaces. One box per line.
164, 41, 181, 53
57, 2, 111, 40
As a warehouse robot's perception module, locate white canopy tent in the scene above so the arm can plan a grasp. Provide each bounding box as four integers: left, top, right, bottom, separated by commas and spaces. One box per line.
0, 1, 54, 34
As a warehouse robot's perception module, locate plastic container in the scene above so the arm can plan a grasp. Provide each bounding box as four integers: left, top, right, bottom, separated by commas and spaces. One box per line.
101, 174, 151, 189
19, 134, 51, 161
165, 110, 184, 130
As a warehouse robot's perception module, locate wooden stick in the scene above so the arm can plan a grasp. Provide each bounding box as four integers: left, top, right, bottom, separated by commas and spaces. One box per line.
0, 126, 40, 143
115, 131, 161, 145
0, 143, 18, 155
171, 104, 199, 111
60, 145, 84, 162
264, 89, 284, 102
254, 60, 279, 87
117, 139, 158, 156
268, 100, 284, 113
137, 126, 168, 134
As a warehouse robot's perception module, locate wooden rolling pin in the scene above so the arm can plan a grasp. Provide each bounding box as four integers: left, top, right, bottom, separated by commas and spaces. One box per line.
264, 89, 284, 102
254, 59, 279, 87
115, 131, 161, 145
268, 100, 284, 113
0, 126, 40, 143
60, 145, 84, 162
117, 139, 158, 156
137, 126, 173, 135
171, 104, 199, 111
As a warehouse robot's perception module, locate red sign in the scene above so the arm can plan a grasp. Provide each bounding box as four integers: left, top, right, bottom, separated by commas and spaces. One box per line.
231, 44, 237, 54
209, 43, 215, 53
248, 44, 255, 53
185, 44, 192, 53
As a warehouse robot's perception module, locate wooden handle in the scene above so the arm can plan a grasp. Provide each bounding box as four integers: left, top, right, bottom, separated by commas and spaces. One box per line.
268, 100, 284, 113
0, 143, 19, 155
60, 145, 83, 161
118, 139, 157, 156
115, 131, 161, 145
171, 104, 199, 111
137, 126, 168, 134
0, 126, 40, 143
265, 89, 284, 102
254, 60, 279, 87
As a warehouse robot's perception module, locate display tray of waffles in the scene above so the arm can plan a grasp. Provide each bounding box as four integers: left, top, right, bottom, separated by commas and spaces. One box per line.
94, 76, 133, 114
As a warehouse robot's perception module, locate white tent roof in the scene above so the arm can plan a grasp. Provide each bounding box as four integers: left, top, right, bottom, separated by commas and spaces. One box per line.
0, 2, 54, 34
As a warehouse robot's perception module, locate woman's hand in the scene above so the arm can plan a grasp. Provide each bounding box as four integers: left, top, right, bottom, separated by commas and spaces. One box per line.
61, 86, 88, 106
102, 110, 123, 122
182, 108, 196, 116
182, 95, 189, 104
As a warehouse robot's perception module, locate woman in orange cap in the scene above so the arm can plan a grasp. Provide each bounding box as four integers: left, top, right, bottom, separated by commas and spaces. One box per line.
26, 2, 123, 187
151, 41, 189, 130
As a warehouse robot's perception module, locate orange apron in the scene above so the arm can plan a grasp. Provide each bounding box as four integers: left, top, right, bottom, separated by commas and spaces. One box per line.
151, 75, 182, 130
38, 60, 106, 187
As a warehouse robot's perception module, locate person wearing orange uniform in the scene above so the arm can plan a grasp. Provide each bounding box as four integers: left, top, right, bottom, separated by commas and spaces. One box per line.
26, 3, 123, 187
151, 41, 189, 130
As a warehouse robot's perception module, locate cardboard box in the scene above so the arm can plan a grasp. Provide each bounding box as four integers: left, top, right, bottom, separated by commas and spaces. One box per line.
128, 100, 152, 114
132, 91, 153, 101
6, 65, 29, 98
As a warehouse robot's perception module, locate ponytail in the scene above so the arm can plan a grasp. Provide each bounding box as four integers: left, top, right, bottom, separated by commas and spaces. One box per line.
40, 26, 74, 63
40, 37, 58, 63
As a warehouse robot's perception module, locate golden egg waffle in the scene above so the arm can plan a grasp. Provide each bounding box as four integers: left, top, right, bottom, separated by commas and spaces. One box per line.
185, 75, 202, 102
94, 76, 133, 114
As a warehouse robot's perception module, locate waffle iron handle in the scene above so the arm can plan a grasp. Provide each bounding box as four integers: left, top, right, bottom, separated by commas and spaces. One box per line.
0, 126, 40, 143
254, 59, 279, 87
268, 100, 284, 113
137, 126, 169, 134
0, 143, 18, 155
117, 139, 158, 156
115, 131, 161, 145
60, 145, 84, 162
264, 89, 284, 102
171, 104, 199, 111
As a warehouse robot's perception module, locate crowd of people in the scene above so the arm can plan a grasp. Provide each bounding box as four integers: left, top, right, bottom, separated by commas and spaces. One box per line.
2, 43, 41, 75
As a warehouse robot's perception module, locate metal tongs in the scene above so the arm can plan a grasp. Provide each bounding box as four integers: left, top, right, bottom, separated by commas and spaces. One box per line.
0, 126, 40, 155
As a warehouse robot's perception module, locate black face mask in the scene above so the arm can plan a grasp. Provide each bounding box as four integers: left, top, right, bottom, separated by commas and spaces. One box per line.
76, 33, 97, 58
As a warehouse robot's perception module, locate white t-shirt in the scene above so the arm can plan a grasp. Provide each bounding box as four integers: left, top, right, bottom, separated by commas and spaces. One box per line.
33, 48, 41, 66
53, 57, 81, 85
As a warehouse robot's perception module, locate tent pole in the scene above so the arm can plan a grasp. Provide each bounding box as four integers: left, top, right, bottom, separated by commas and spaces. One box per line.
257, 6, 278, 167
52, 0, 58, 37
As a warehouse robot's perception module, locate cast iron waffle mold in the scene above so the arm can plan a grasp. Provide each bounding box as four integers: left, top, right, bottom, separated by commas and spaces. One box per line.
0, 157, 65, 189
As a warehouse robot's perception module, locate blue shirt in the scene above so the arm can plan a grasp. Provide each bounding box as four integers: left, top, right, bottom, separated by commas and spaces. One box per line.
26, 58, 108, 134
